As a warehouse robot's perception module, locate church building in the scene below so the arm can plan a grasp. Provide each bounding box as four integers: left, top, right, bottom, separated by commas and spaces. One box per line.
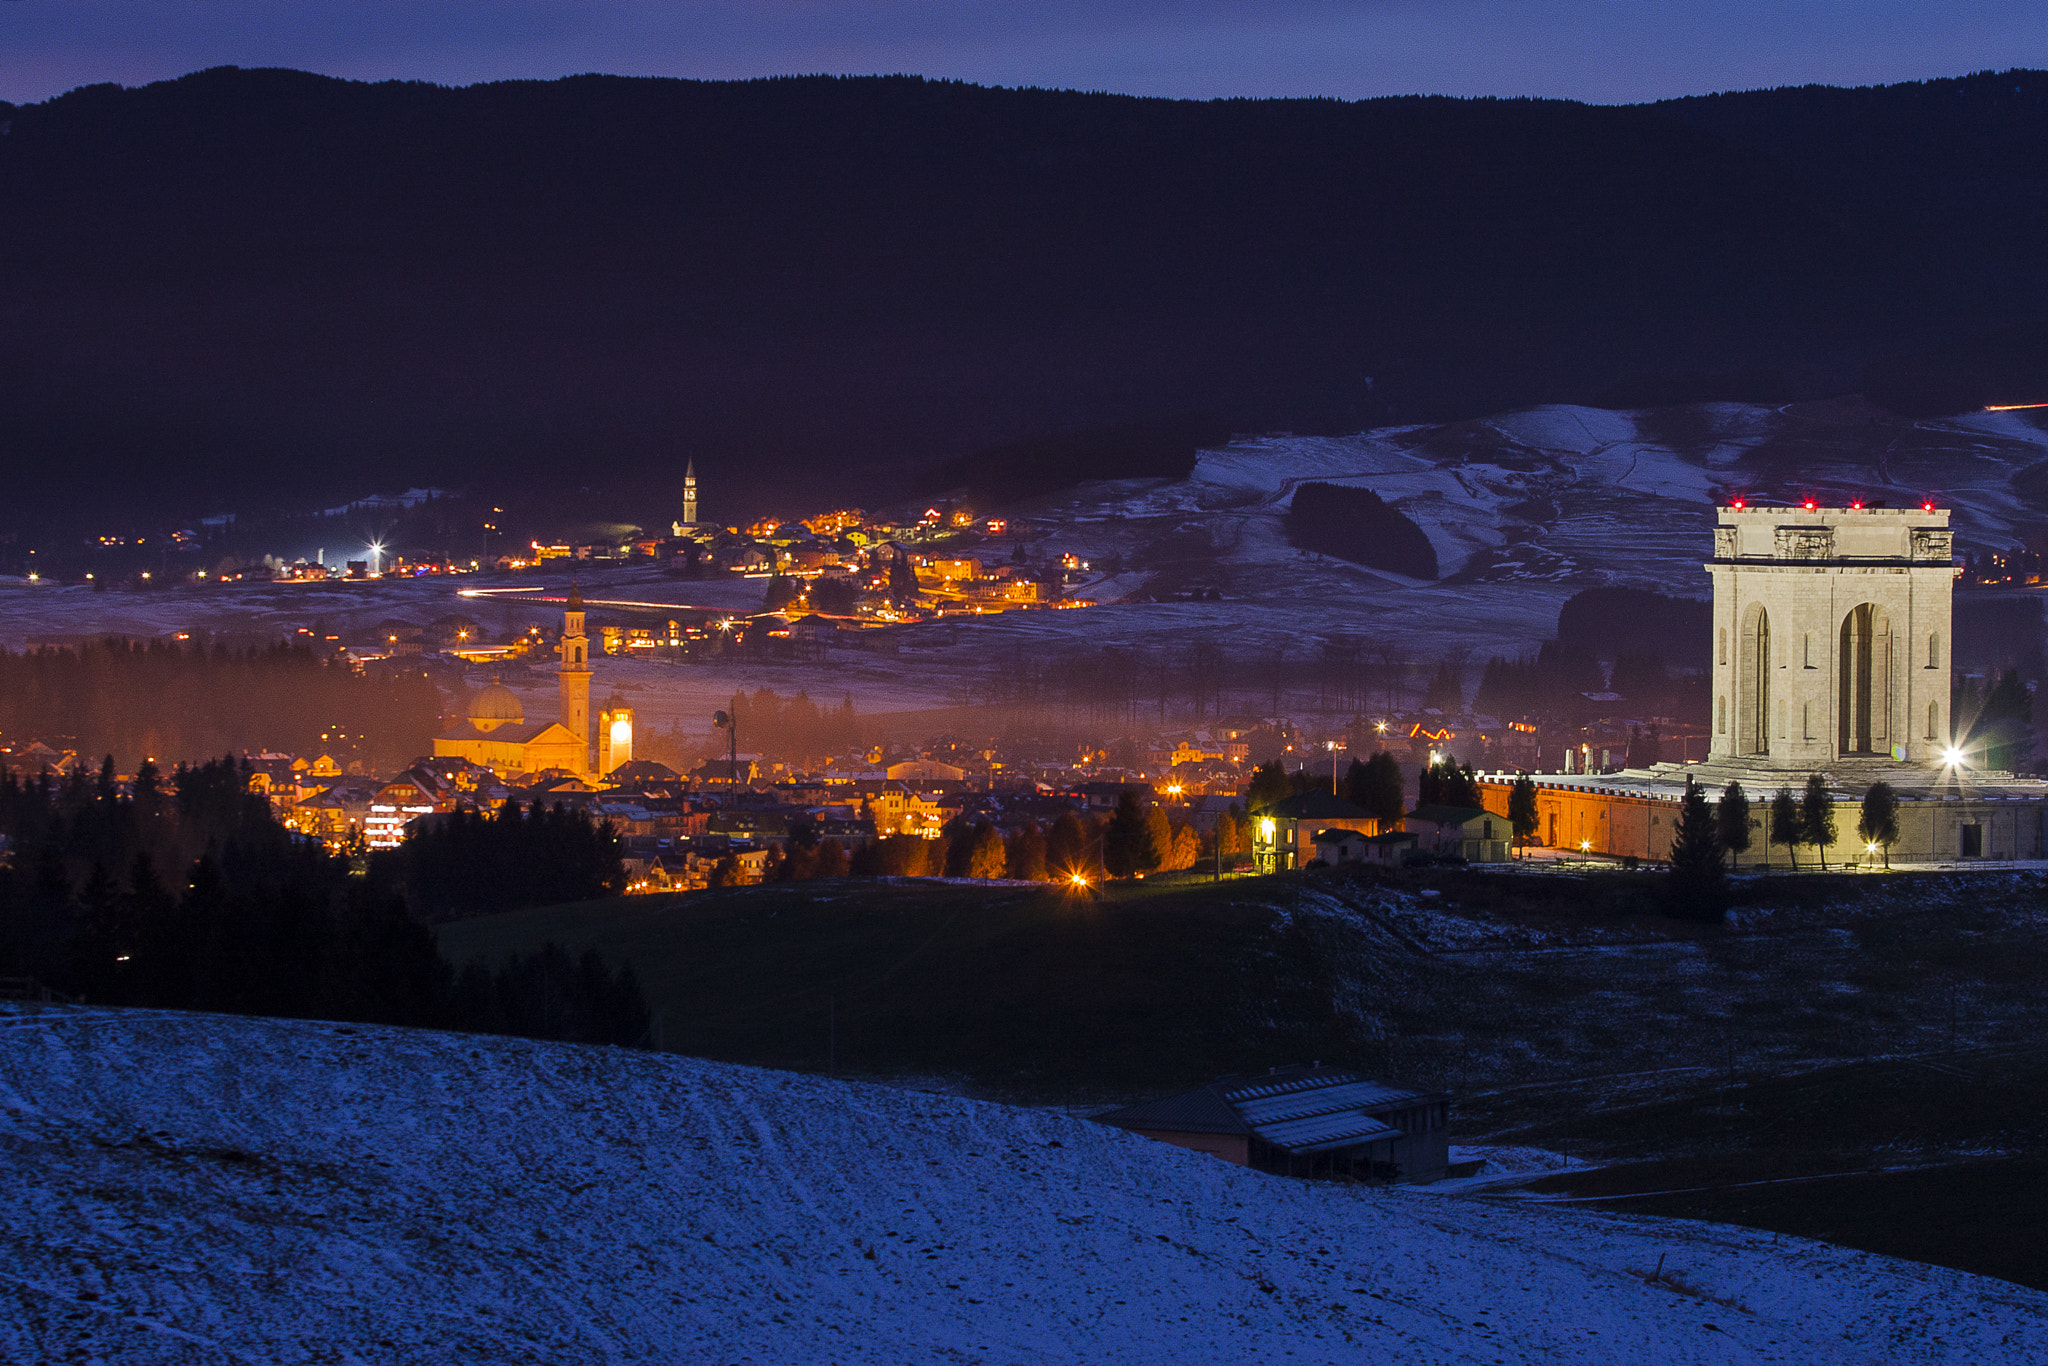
1478, 502, 2046, 864
433, 585, 619, 779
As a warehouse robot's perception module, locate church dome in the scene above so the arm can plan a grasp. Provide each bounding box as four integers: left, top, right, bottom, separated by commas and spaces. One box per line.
468, 681, 524, 732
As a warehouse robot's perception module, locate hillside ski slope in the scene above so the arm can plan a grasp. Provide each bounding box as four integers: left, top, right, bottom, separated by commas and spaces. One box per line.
2, 1006, 2042, 1364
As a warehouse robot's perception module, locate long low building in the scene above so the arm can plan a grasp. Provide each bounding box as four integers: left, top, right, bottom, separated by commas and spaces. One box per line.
1469, 501, 2048, 866
1094, 1064, 1450, 1183
1476, 763, 2046, 865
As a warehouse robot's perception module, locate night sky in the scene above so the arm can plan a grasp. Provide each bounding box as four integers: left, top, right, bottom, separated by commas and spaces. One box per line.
2, 0, 2042, 105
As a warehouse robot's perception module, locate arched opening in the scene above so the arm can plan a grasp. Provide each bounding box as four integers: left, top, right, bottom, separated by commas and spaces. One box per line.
1838, 603, 1892, 755
1927, 699, 1940, 741
1737, 603, 1770, 755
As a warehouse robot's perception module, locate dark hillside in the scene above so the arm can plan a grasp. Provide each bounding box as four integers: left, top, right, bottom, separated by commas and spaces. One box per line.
0, 68, 2044, 530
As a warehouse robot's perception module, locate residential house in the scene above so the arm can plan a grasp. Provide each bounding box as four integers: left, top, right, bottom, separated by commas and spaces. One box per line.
1251, 792, 1378, 873
1400, 805, 1511, 863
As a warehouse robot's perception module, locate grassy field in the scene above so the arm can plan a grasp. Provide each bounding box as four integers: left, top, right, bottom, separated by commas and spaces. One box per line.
435, 875, 1388, 1100
1489, 1046, 2048, 1291
437, 864, 2048, 1287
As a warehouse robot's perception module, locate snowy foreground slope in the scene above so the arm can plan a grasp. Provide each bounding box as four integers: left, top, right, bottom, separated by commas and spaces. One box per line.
2, 1008, 2043, 1365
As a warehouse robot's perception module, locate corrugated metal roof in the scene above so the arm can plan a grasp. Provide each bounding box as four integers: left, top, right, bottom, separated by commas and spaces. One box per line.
1224, 1075, 1425, 1113
1249, 1112, 1402, 1155
1097, 1068, 1440, 1154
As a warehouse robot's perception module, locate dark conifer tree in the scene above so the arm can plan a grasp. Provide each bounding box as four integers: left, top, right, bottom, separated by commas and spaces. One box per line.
1103, 790, 1159, 878
1359, 751, 1407, 826
1341, 757, 1371, 808
1664, 778, 1726, 921
1716, 780, 1753, 869
1801, 774, 1838, 871
1507, 774, 1539, 855
1005, 822, 1049, 881
1769, 786, 1803, 870
1858, 781, 1901, 868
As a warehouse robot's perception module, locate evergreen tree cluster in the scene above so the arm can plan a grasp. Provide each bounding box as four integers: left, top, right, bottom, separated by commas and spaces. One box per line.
0, 637, 440, 773
368, 802, 627, 922
845, 802, 1218, 883
1281, 483, 1439, 580
0, 757, 445, 1023
453, 943, 649, 1047
1417, 758, 1481, 809
1342, 753, 1407, 825
0, 759, 647, 1047
766, 818, 854, 881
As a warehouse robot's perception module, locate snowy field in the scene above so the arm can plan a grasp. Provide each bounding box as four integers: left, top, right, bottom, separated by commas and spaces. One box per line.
2, 1006, 2044, 1364
3, 398, 2044, 735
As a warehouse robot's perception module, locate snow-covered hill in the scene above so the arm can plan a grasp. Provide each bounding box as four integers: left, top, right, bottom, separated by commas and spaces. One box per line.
3, 1006, 2041, 1363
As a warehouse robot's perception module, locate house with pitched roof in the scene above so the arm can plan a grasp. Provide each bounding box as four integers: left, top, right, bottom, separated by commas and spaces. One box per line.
1250, 791, 1378, 873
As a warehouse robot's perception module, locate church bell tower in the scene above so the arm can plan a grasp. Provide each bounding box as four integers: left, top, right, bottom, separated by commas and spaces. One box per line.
672, 460, 698, 536
557, 583, 593, 774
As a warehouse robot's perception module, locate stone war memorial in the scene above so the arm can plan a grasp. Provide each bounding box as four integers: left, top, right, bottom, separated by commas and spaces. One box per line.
1480, 502, 2046, 866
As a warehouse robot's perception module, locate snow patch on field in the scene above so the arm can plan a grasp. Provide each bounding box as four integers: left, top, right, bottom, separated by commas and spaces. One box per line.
1, 1006, 2043, 1363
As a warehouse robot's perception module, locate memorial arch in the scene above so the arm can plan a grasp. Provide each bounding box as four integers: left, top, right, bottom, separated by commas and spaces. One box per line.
1736, 602, 1771, 757
1707, 503, 1952, 769
1838, 603, 1892, 756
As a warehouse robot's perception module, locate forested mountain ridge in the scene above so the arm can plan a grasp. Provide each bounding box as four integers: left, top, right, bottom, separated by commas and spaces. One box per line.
0, 67, 2044, 531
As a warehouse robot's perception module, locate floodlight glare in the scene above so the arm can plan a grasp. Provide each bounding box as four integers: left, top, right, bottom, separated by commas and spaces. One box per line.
1941, 745, 1967, 768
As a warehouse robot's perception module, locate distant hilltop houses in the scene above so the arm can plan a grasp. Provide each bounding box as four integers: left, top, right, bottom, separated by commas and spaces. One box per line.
30, 463, 1105, 631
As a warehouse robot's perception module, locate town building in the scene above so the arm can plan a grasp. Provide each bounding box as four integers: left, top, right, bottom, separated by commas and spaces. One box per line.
1400, 805, 1511, 862
597, 692, 635, 777
1094, 1065, 1451, 1182
433, 587, 604, 778
363, 769, 459, 850
1250, 792, 1378, 873
1477, 502, 2047, 863
431, 680, 585, 778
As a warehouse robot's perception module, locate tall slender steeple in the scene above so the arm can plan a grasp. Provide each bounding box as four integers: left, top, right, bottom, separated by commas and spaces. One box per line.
682, 459, 698, 527
558, 581, 592, 774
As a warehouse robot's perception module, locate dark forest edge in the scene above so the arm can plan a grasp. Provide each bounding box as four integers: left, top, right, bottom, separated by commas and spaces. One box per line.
0, 758, 648, 1047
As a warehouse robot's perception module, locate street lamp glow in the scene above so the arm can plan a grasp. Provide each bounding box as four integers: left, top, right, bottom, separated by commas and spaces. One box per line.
1579, 839, 1592, 853
1941, 745, 1968, 768
1068, 872, 1089, 888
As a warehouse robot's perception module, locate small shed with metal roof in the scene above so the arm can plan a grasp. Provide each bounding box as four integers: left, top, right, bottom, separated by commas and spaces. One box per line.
1093, 1064, 1450, 1182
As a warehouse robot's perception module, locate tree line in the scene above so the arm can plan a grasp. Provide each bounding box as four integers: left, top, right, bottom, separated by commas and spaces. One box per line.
831, 797, 1239, 884
1632, 774, 1901, 922
367, 802, 627, 921
0, 637, 441, 774
0, 757, 646, 1047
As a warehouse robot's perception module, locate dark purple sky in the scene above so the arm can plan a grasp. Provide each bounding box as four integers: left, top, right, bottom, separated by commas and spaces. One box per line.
2, 1, 2042, 106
